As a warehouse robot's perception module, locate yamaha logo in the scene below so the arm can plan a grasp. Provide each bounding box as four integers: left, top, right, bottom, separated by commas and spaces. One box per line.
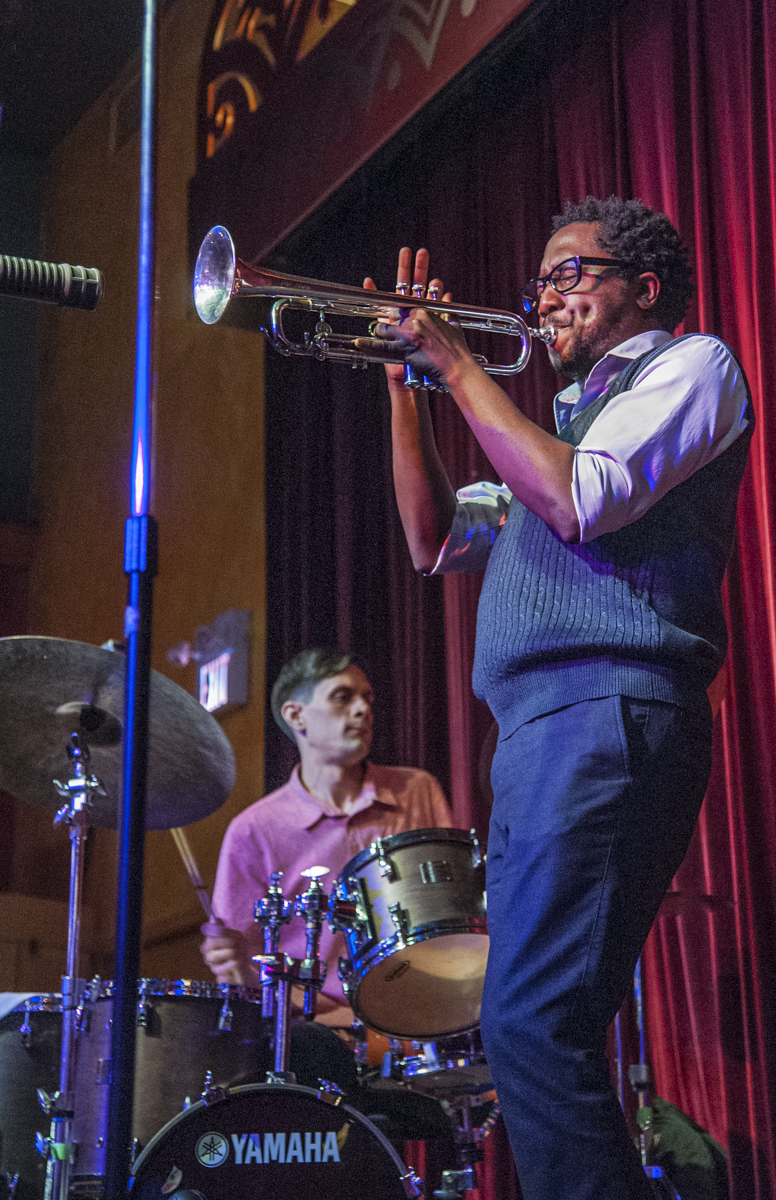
194, 1128, 348, 1167
195, 1132, 229, 1167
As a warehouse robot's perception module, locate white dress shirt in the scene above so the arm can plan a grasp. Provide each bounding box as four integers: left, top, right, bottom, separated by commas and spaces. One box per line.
434, 330, 749, 565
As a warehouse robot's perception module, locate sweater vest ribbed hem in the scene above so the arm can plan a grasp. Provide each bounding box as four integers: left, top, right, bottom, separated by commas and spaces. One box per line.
484, 656, 711, 737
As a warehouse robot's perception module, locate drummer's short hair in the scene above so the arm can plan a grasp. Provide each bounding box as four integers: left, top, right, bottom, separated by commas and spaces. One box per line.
271, 648, 359, 741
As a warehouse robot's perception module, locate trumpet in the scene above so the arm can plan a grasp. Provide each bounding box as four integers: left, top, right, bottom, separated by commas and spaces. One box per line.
193, 225, 556, 390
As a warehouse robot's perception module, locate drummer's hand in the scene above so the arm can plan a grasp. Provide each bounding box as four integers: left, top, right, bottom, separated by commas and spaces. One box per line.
362, 247, 452, 389
200, 925, 259, 986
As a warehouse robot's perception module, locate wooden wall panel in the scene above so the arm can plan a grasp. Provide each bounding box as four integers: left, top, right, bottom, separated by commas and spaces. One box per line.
24, 0, 267, 987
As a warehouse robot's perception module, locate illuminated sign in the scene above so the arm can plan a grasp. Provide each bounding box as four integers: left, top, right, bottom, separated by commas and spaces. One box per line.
199, 650, 232, 712
168, 609, 250, 717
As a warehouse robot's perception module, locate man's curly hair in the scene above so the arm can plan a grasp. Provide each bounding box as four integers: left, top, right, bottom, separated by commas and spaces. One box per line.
551, 197, 693, 332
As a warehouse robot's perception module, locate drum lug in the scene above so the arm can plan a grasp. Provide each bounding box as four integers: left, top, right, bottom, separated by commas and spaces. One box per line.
470, 829, 484, 869
4, 1172, 19, 1200
137, 982, 153, 1027
388, 902, 409, 941
201, 1070, 228, 1106
265, 1069, 295, 1085
19, 1001, 32, 1048
371, 838, 397, 881
401, 1167, 424, 1196
337, 955, 353, 985
316, 1078, 345, 1106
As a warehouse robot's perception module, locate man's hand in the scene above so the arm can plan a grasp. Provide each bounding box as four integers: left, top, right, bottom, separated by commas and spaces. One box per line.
362, 247, 453, 390
200, 923, 260, 986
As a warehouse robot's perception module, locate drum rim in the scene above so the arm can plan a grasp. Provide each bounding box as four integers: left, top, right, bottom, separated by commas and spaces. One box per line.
347, 917, 489, 972
90, 979, 263, 1002
2, 993, 63, 1015
339, 826, 481, 878
401, 1052, 489, 1078
129, 1081, 411, 1185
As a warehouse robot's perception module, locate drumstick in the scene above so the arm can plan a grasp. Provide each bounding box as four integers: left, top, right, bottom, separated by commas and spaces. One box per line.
170, 825, 222, 927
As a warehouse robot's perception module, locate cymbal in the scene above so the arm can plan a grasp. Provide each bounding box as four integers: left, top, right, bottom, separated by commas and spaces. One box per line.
0, 636, 236, 830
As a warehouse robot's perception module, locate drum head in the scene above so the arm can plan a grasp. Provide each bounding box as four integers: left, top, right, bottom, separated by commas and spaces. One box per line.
130, 1083, 412, 1200
356, 933, 488, 1038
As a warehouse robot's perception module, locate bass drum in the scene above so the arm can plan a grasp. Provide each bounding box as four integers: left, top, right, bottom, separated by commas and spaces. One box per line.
335, 828, 488, 1039
71, 979, 268, 1194
130, 1083, 420, 1200
0, 995, 62, 1200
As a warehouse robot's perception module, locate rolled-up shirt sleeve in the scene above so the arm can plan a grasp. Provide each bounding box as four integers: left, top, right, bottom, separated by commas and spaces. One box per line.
573, 336, 749, 542
430, 481, 512, 574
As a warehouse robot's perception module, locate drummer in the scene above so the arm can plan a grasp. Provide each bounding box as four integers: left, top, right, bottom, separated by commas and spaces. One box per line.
201, 647, 452, 1027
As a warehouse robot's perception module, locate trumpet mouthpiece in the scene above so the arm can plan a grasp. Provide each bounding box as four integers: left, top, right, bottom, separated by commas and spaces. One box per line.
530, 325, 557, 346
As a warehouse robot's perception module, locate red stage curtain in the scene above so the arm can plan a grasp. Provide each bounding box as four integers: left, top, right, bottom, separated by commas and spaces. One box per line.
264, 0, 776, 1193
431, 1, 776, 1194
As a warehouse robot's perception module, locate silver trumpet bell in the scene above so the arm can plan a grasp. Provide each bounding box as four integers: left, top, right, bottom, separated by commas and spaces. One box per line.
193, 225, 556, 390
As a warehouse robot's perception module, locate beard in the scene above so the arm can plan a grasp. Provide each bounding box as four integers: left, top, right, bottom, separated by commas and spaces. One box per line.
545, 290, 634, 382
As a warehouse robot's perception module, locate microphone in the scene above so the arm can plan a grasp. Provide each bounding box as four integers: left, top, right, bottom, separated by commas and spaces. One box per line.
0, 253, 103, 310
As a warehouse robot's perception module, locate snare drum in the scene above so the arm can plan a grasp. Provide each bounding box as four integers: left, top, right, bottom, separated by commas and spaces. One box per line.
0, 995, 62, 1200
130, 1082, 420, 1200
334, 828, 488, 1039
71, 979, 268, 1193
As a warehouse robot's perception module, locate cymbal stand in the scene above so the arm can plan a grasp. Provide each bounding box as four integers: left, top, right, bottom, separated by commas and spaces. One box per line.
625, 957, 680, 1200
434, 1095, 501, 1200
38, 735, 104, 1200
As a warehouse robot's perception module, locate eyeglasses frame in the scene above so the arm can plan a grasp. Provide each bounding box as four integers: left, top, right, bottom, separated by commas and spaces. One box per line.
520, 255, 630, 312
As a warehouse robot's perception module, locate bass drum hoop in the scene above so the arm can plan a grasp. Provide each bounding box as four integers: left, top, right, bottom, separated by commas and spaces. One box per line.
130, 1082, 415, 1197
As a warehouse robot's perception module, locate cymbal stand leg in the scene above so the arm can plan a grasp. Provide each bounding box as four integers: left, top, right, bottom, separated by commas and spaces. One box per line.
42, 736, 103, 1200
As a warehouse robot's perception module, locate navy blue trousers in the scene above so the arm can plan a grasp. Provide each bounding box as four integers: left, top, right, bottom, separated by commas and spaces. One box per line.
479, 695, 712, 1200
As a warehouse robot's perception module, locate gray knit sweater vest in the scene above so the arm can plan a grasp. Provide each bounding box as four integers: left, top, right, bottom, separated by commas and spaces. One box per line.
472, 335, 754, 733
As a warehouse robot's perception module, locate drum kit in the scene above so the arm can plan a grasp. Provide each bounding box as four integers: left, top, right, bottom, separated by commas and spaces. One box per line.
0, 636, 497, 1200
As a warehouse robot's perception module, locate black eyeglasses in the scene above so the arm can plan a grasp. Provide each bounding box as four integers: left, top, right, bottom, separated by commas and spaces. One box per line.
520, 256, 628, 313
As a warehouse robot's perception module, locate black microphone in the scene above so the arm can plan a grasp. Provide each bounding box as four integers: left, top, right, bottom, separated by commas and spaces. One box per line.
0, 254, 103, 310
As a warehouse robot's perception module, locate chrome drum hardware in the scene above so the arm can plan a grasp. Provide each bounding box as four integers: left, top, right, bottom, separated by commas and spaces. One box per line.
330, 828, 488, 1039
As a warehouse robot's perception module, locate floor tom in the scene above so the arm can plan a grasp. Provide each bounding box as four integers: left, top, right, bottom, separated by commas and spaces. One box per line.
71, 979, 268, 1192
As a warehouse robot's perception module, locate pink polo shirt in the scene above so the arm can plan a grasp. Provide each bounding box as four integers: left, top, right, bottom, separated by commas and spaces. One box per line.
211, 762, 452, 1010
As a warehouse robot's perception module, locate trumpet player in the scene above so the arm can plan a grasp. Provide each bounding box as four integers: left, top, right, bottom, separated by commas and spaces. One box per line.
362, 196, 751, 1200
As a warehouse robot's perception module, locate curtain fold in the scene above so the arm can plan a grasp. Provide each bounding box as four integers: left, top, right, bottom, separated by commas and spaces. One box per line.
265, 0, 776, 1193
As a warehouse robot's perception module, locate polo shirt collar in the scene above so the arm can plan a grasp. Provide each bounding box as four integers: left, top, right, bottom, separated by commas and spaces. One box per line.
286, 762, 397, 828
553, 329, 673, 433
